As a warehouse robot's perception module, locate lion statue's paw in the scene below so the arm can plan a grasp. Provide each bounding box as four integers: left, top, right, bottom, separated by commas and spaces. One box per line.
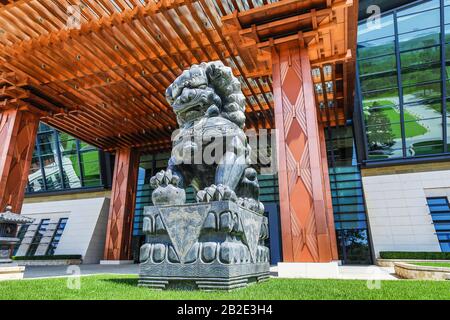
150, 169, 186, 205
237, 198, 265, 214
196, 184, 237, 203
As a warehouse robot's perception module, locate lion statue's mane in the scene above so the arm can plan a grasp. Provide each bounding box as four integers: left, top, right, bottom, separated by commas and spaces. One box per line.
150, 61, 263, 214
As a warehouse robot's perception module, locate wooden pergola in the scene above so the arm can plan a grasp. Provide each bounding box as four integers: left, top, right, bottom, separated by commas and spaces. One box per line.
1, 0, 356, 151
0, 0, 358, 263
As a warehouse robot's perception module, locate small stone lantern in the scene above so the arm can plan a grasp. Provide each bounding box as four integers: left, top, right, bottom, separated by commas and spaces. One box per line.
0, 205, 34, 278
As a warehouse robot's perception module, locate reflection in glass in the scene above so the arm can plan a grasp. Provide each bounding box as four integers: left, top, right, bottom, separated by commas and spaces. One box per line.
26, 219, 50, 257
397, 8, 440, 34
336, 230, 372, 264
398, 0, 439, 17
401, 47, 441, 85
357, 36, 395, 59
427, 197, 450, 252
398, 27, 440, 51
357, 0, 450, 162
27, 124, 103, 193
358, 55, 396, 76
403, 81, 441, 102
46, 218, 68, 256
358, 13, 394, 42
404, 118, 443, 156
360, 72, 397, 92
80, 151, 101, 187
326, 127, 372, 264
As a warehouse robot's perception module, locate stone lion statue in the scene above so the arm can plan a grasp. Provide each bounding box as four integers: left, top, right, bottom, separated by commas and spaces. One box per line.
149, 61, 264, 214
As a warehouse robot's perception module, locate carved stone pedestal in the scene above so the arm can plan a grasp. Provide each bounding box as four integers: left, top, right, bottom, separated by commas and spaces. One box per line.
138, 201, 270, 290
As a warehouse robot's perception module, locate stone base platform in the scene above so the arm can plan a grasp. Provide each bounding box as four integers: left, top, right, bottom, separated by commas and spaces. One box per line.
0, 265, 25, 281
138, 201, 270, 290
139, 261, 269, 290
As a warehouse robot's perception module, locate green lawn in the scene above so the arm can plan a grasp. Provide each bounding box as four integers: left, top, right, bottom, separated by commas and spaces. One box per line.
413, 262, 450, 268
1, 275, 449, 300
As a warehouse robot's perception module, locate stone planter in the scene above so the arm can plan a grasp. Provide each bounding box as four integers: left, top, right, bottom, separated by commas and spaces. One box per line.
377, 259, 450, 267
394, 262, 450, 280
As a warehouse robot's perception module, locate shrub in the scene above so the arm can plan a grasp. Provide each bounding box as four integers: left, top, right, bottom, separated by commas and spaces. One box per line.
380, 251, 450, 260
12, 255, 82, 261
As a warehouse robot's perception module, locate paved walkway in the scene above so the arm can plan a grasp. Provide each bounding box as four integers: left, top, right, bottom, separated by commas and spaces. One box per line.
336, 266, 398, 280
24, 264, 398, 281
24, 264, 139, 279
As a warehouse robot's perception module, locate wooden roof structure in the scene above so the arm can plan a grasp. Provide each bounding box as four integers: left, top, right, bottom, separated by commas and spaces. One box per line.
0, 0, 358, 152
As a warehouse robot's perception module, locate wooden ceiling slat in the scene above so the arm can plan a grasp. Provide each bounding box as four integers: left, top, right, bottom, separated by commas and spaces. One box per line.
160, 9, 202, 64
68, 23, 178, 136
198, 0, 271, 126
173, 5, 213, 61
151, 12, 194, 66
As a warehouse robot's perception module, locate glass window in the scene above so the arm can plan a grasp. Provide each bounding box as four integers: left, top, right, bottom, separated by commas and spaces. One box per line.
361, 88, 399, 109
326, 126, 372, 264
358, 13, 395, 42
366, 122, 402, 159
357, 37, 395, 59
403, 81, 441, 102
447, 115, 450, 150
360, 72, 397, 93
358, 55, 396, 76
398, 27, 440, 51
27, 124, 104, 193
28, 155, 44, 192
404, 117, 443, 156
26, 219, 50, 257
13, 224, 29, 256
398, 0, 440, 17
445, 3, 450, 24
364, 103, 401, 124
335, 229, 372, 264
80, 150, 101, 187
401, 47, 441, 85
397, 8, 440, 34
46, 218, 68, 256
427, 197, 450, 252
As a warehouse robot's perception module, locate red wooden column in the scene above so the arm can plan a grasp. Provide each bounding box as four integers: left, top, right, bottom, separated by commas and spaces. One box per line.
272, 42, 338, 262
0, 109, 40, 213
104, 148, 140, 261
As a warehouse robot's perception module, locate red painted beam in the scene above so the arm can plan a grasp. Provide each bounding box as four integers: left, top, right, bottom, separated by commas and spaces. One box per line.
103, 147, 140, 261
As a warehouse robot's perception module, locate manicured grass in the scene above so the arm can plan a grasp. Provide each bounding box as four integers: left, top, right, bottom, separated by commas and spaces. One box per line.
413, 262, 450, 268
1, 275, 450, 300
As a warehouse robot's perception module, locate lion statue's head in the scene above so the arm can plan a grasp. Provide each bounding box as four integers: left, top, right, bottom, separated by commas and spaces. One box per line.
165, 61, 246, 128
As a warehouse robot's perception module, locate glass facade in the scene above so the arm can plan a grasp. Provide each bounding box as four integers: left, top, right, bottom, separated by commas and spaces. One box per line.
357, 0, 450, 162
27, 123, 106, 193
325, 126, 372, 264
426, 197, 450, 251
